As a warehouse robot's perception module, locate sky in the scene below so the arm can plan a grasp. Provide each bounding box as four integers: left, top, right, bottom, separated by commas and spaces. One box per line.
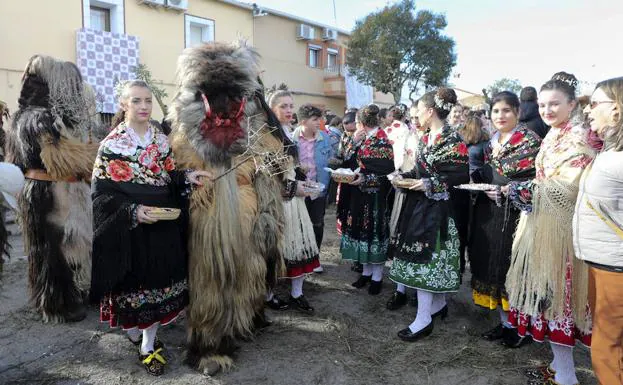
254, 0, 623, 97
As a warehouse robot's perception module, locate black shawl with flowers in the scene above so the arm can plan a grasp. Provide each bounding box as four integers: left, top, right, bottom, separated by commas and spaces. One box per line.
90, 123, 189, 301
475, 125, 542, 185
356, 128, 395, 191
392, 125, 469, 263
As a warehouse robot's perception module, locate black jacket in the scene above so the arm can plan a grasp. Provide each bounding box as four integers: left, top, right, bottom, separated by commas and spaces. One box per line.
519, 101, 549, 139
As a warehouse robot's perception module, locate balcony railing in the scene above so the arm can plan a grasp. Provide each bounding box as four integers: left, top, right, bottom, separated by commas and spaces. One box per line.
324, 65, 346, 78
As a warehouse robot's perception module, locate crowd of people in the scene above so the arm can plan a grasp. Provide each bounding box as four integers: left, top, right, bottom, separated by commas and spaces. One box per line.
0, 42, 621, 385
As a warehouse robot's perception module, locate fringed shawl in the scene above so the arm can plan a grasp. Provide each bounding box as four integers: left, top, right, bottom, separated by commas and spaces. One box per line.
506, 123, 596, 332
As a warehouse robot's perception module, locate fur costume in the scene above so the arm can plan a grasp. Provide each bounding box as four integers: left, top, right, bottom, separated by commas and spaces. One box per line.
168, 41, 287, 373
5, 55, 99, 322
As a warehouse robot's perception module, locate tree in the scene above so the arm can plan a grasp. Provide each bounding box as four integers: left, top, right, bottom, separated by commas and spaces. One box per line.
486, 78, 522, 98
346, 0, 456, 103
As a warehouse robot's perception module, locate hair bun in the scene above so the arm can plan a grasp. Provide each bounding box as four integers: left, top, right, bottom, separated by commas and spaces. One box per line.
434, 87, 457, 111
551, 71, 578, 92
363, 104, 380, 117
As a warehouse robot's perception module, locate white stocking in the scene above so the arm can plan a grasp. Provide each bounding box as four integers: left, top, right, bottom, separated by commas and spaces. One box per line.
127, 327, 141, 343
291, 276, 305, 298
361, 263, 372, 277
498, 307, 509, 326
431, 293, 446, 313
408, 290, 433, 333
550, 343, 578, 385
371, 264, 384, 282
396, 284, 406, 294
141, 322, 160, 354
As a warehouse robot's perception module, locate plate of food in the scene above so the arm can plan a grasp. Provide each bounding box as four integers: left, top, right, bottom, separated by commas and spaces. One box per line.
329, 168, 357, 184
393, 178, 419, 189
454, 183, 499, 191
302, 181, 326, 195
148, 207, 181, 220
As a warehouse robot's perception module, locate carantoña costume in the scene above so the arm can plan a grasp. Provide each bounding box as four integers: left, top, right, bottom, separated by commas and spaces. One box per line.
168, 41, 288, 374
5, 55, 99, 322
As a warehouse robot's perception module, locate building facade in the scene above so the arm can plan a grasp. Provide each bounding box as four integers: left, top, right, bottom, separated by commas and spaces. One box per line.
0, 0, 393, 121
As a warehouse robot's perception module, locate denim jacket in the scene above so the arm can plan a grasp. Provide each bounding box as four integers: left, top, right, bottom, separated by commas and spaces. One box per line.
292, 129, 335, 197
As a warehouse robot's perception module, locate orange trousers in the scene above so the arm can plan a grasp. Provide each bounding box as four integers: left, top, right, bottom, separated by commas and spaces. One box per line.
590, 266, 623, 385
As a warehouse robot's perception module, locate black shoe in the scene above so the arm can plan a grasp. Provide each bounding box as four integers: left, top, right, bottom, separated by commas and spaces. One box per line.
289, 295, 314, 315
408, 294, 418, 307
351, 275, 371, 288
265, 296, 289, 311
397, 322, 434, 342
351, 263, 363, 273
501, 327, 532, 348
386, 291, 408, 310
481, 323, 505, 341
431, 305, 448, 320
368, 280, 382, 295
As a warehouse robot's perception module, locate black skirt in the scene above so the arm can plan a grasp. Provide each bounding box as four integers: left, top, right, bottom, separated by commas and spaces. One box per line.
468, 192, 520, 305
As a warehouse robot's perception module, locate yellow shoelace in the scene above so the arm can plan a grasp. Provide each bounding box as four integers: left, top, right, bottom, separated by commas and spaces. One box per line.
142, 348, 166, 365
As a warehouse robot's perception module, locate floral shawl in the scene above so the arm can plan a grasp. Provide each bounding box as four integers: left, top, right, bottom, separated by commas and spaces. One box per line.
93, 122, 176, 186
479, 125, 541, 184
356, 128, 395, 191
403, 125, 469, 200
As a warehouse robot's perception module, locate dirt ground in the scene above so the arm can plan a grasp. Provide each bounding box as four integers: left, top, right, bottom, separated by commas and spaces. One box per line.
0, 206, 596, 385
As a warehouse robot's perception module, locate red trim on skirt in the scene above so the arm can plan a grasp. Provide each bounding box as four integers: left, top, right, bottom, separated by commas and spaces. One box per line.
508, 308, 591, 347
100, 301, 184, 330
287, 258, 320, 279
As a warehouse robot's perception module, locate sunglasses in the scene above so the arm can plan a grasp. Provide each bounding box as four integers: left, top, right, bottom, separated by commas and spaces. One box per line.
590, 100, 614, 109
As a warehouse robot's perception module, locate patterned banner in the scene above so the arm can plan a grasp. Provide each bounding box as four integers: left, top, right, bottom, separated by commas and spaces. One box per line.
76, 28, 140, 113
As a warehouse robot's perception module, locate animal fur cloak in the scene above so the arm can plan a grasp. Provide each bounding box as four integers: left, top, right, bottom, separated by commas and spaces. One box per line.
168, 41, 288, 374
5, 55, 99, 322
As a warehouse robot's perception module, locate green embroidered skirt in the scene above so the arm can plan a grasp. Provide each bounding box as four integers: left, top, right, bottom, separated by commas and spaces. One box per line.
389, 218, 461, 292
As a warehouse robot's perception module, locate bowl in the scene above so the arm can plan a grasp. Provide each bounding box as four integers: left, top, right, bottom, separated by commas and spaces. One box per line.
148, 207, 181, 220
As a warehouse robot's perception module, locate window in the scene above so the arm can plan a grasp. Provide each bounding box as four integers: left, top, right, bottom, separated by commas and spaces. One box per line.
327, 48, 339, 72
308, 44, 322, 68
90, 6, 111, 32
83, 0, 124, 34
185, 15, 215, 48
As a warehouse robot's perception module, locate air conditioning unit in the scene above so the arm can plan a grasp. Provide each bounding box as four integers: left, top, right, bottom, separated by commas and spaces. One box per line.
322, 28, 338, 41
296, 24, 315, 40
166, 0, 188, 11
138, 0, 165, 6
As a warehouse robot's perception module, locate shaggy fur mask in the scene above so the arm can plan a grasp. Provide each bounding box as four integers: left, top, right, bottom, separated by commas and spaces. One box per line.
168, 41, 261, 166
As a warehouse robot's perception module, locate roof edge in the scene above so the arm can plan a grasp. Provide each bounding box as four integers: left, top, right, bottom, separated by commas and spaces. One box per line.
215, 0, 351, 36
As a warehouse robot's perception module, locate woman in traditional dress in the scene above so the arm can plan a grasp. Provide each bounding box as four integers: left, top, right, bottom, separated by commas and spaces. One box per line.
467, 92, 541, 340
90, 80, 209, 376
503, 73, 597, 385
335, 111, 358, 235
341, 104, 395, 295
267, 90, 319, 314
386, 114, 424, 310
574, 77, 623, 385
389, 88, 469, 341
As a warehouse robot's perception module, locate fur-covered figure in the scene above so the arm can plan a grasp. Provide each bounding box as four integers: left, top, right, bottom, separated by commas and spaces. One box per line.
5, 55, 99, 322
168, 41, 288, 374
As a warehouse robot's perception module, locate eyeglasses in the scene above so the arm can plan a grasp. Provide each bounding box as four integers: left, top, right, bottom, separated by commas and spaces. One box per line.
590, 100, 614, 109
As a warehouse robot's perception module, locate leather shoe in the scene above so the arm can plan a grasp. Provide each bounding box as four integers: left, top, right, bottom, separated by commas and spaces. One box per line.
368, 280, 382, 295
431, 305, 448, 320
289, 295, 314, 315
351, 275, 371, 288
265, 296, 289, 311
501, 327, 532, 348
397, 322, 434, 342
481, 323, 504, 341
386, 291, 407, 310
